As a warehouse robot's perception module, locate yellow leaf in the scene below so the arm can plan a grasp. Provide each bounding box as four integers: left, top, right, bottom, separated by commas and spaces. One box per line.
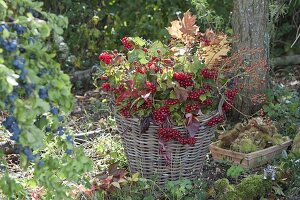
111, 182, 121, 189
201, 34, 231, 67
132, 172, 140, 180
166, 20, 182, 39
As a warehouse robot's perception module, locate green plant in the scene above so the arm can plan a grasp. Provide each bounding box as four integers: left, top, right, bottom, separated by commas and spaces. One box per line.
0, 0, 92, 198
165, 178, 207, 200
226, 165, 245, 180
263, 83, 300, 139
95, 134, 126, 170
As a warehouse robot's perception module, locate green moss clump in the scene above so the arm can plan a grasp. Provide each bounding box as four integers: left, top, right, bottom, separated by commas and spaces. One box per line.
239, 138, 258, 153
292, 132, 300, 153
235, 175, 272, 200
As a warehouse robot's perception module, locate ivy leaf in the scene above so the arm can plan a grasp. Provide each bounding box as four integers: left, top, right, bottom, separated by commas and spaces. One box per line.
186, 115, 200, 137
174, 87, 188, 101
179, 11, 199, 36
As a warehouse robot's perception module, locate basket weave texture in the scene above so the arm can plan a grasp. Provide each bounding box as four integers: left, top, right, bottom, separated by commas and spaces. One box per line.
115, 111, 218, 185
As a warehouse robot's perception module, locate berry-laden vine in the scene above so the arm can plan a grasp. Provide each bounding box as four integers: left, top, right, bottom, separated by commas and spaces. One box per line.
0, 0, 91, 199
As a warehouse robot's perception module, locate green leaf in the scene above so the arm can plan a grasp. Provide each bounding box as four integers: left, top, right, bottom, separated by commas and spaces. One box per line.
132, 37, 146, 46
148, 41, 168, 56
2, 28, 9, 38
199, 94, 207, 101
0, 0, 7, 8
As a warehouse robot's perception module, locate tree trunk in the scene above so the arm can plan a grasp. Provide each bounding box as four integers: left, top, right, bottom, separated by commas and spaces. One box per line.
232, 0, 270, 120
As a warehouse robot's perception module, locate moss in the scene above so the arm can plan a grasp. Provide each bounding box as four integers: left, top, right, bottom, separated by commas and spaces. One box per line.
220, 190, 238, 200
214, 178, 236, 199
235, 175, 272, 200
292, 132, 300, 153
239, 138, 258, 153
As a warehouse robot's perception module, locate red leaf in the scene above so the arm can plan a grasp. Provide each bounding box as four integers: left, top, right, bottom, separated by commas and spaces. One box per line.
174, 87, 189, 101
186, 116, 200, 137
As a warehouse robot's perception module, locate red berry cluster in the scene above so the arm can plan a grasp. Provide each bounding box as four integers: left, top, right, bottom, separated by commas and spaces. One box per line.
153, 106, 170, 124
158, 128, 181, 142
177, 136, 197, 145
146, 61, 159, 73
133, 99, 152, 112
206, 115, 225, 126
188, 89, 206, 100
121, 37, 133, 50
173, 72, 194, 88
101, 82, 110, 91
201, 68, 218, 79
185, 103, 200, 113
146, 81, 156, 93
119, 104, 131, 118
223, 88, 238, 111
202, 98, 213, 106
99, 52, 113, 64
164, 99, 179, 106
158, 128, 197, 145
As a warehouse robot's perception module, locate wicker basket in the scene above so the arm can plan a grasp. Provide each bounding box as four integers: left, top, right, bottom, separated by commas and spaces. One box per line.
209, 140, 292, 169
115, 99, 224, 185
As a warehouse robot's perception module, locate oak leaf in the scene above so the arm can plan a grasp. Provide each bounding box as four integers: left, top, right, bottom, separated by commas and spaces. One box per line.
201, 34, 230, 67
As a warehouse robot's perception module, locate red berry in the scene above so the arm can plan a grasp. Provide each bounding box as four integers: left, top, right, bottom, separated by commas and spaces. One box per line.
121, 37, 133, 50
99, 52, 113, 64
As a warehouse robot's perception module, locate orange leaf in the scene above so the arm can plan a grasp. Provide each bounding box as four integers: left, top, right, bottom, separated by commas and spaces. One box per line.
179, 11, 199, 36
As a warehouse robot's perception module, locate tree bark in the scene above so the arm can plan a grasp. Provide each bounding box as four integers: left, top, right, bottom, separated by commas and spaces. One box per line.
232, 0, 270, 120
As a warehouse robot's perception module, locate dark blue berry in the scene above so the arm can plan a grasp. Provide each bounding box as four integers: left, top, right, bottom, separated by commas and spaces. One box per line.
58, 115, 64, 122
50, 106, 59, 115
19, 69, 28, 80
37, 160, 44, 167
65, 149, 72, 155
12, 56, 25, 70
12, 24, 27, 35
19, 47, 26, 53
38, 88, 48, 100
66, 135, 73, 143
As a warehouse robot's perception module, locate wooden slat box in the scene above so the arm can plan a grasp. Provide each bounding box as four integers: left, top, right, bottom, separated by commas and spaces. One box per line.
209, 140, 292, 169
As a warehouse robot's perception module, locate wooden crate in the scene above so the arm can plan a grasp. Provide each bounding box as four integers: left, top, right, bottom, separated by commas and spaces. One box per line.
209, 140, 292, 169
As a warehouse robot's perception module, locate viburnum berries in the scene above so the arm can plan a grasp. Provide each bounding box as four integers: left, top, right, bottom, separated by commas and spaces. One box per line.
173, 72, 194, 88
206, 115, 225, 126
188, 89, 206, 100
99, 52, 113, 64
101, 82, 111, 91
145, 81, 156, 93
121, 37, 133, 50
158, 128, 196, 145
164, 99, 179, 106
185, 103, 200, 113
201, 68, 218, 79
153, 106, 170, 124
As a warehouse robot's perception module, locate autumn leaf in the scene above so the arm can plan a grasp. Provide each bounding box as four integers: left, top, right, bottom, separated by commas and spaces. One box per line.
201, 34, 230, 67
179, 11, 199, 36
174, 87, 189, 101
186, 115, 200, 137
166, 20, 182, 39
